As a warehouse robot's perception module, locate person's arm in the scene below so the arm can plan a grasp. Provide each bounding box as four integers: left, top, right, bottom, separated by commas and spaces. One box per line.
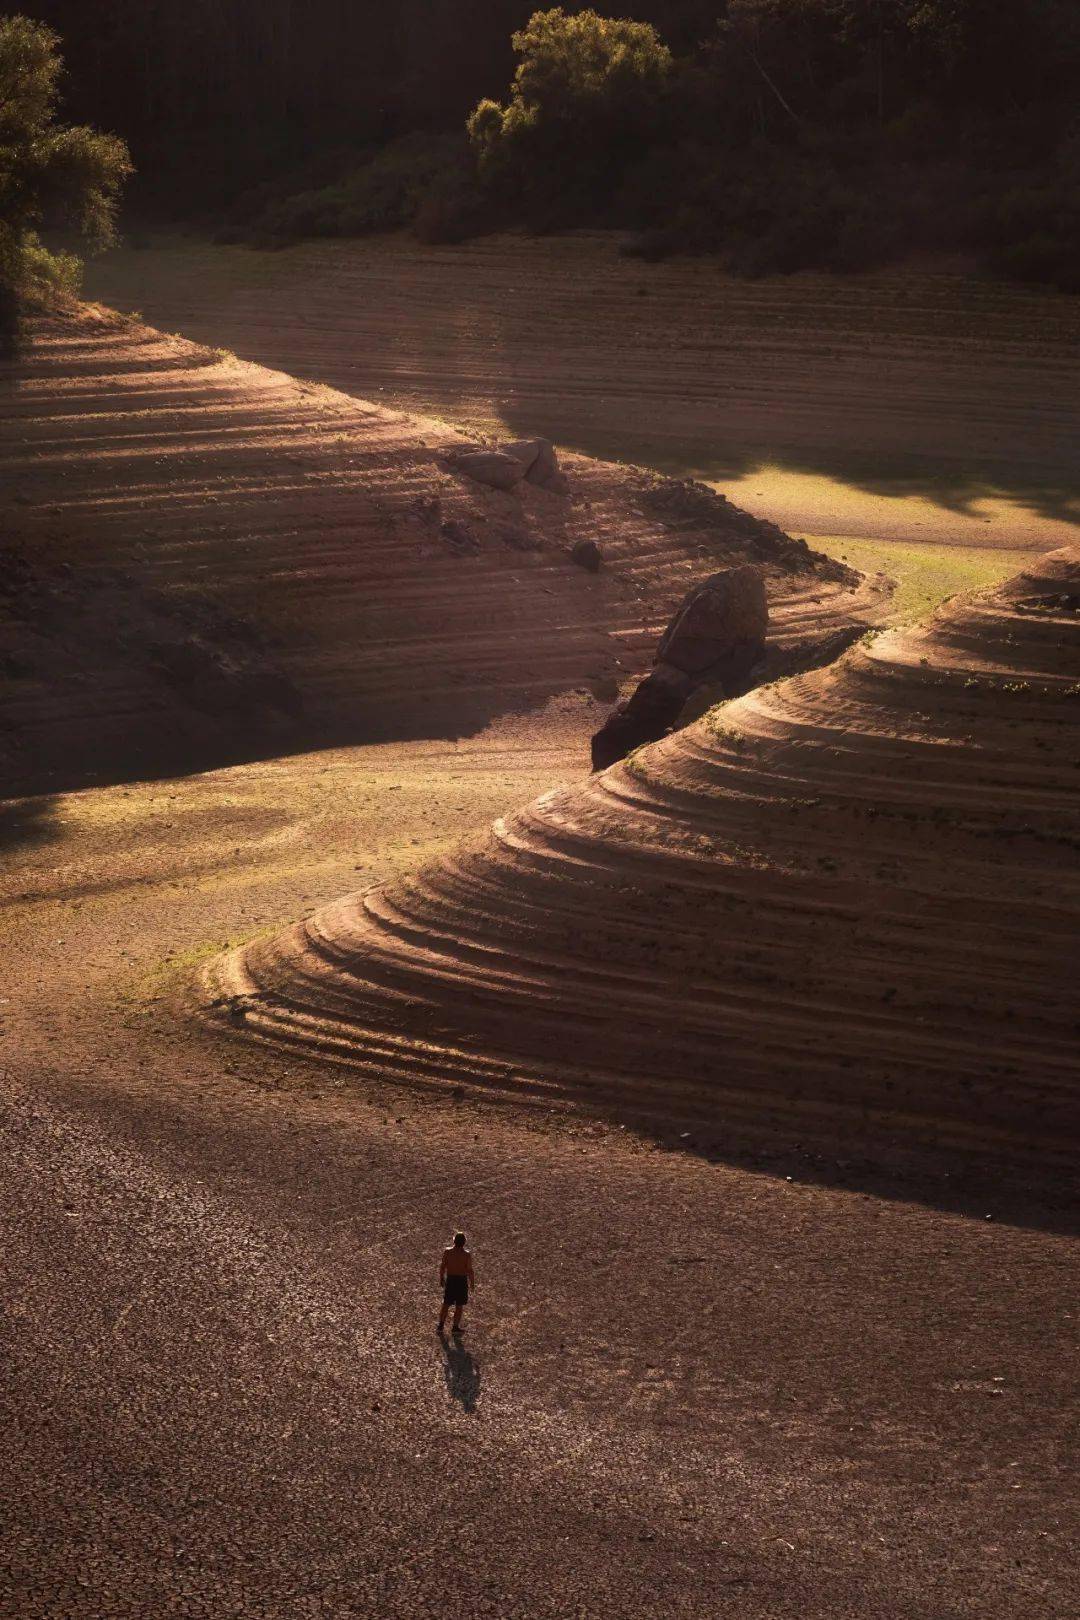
439, 1251, 447, 1283
467, 1255, 475, 1288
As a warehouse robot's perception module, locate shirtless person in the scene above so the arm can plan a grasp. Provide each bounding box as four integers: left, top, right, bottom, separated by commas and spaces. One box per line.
438, 1231, 475, 1335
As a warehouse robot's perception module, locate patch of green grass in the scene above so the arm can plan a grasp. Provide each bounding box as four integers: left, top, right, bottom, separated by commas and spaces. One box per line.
132, 920, 291, 1001
707, 717, 749, 750
805, 535, 1033, 622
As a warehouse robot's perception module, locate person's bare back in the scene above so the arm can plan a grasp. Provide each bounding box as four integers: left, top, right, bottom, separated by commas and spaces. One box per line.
438, 1231, 475, 1334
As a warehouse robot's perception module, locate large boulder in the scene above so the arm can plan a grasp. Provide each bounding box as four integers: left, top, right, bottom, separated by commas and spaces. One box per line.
571, 538, 603, 572
591, 564, 768, 770
657, 564, 768, 676
502, 438, 545, 476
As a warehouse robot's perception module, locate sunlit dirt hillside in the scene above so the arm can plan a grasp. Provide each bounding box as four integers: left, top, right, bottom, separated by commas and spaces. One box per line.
215, 548, 1080, 1168
0, 306, 884, 794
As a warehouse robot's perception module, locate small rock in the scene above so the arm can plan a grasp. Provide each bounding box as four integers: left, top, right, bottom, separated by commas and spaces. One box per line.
571, 538, 603, 573
440, 518, 480, 554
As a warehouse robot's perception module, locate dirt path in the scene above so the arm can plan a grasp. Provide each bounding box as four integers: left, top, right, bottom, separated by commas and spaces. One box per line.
3, 719, 1076, 1618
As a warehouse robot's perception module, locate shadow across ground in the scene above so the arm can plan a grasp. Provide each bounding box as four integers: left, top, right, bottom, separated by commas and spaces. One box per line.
201, 1014, 1080, 1241
0, 796, 60, 857
85, 235, 1080, 534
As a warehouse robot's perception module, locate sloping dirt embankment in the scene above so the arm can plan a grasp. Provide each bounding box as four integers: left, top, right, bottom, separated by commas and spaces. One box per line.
213, 548, 1080, 1169
1, 304, 885, 794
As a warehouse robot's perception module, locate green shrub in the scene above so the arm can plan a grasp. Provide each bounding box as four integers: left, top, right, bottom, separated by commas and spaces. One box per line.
467, 8, 672, 226
987, 230, 1080, 293
969, 167, 1080, 292
247, 133, 471, 244
620, 136, 899, 276
413, 177, 493, 245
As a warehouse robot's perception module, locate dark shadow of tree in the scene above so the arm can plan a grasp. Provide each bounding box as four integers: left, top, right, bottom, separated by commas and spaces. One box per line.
85, 242, 1080, 530
0, 795, 59, 855
511, 424, 1080, 530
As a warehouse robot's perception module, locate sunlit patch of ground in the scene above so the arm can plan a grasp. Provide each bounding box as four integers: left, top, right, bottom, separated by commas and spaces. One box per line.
714, 461, 1056, 617
718, 460, 1074, 545
799, 533, 1032, 620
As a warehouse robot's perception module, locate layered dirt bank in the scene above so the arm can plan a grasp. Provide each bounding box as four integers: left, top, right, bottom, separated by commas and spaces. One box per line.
1, 305, 883, 794
88, 235, 1080, 551
216, 548, 1080, 1165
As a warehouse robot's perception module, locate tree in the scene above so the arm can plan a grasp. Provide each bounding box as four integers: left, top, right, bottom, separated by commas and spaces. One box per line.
0, 15, 130, 343
468, 7, 672, 221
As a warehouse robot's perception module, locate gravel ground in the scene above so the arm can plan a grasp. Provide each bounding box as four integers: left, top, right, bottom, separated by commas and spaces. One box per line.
2, 727, 1077, 1619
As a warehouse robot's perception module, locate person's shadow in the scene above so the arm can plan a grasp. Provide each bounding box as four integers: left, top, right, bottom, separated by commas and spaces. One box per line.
439, 1334, 481, 1413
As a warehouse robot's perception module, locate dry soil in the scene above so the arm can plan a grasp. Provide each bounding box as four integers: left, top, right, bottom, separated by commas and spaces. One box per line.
2, 291, 1077, 1619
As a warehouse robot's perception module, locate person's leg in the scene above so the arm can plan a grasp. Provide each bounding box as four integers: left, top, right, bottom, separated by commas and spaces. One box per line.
438, 1298, 449, 1331
451, 1304, 464, 1332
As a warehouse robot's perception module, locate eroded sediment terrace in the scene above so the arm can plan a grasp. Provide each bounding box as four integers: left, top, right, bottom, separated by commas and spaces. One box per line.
213, 548, 1080, 1165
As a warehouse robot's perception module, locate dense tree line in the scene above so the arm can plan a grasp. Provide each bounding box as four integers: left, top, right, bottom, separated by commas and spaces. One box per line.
464, 4, 1080, 284
9, 3, 1080, 286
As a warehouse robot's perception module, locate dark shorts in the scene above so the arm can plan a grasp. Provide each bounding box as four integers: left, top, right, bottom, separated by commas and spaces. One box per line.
443, 1275, 468, 1307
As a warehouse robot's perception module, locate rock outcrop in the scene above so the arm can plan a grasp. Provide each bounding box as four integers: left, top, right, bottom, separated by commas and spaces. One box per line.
592, 564, 768, 769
